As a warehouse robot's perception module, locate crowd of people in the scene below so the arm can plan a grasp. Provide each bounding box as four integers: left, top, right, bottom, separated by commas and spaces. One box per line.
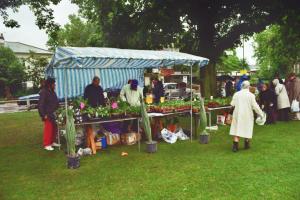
228, 73, 300, 152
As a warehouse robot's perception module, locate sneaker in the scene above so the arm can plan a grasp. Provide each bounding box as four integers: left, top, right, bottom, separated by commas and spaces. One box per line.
52, 142, 61, 147
44, 146, 54, 151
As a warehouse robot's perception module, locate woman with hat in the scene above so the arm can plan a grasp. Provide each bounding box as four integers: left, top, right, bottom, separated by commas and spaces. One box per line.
230, 81, 264, 152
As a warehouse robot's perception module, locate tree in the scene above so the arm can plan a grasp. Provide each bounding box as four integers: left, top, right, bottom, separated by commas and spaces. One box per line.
254, 11, 300, 80
0, 46, 26, 98
217, 50, 248, 73
47, 15, 103, 49
73, 0, 299, 97
24, 52, 49, 92
1, 0, 61, 39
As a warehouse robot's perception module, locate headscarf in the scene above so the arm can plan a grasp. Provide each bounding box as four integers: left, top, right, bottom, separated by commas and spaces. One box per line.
272, 79, 279, 86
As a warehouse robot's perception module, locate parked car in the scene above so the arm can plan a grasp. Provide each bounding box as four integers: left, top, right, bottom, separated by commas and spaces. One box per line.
17, 94, 40, 107
163, 83, 193, 100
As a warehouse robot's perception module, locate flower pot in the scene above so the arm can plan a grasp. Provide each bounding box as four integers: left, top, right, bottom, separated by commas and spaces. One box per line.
199, 135, 209, 144
146, 141, 157, 153
67, 155, 80, 169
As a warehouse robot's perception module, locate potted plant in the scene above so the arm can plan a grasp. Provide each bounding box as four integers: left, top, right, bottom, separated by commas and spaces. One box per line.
198, 97, 210, 144
141, 98, 157, 153
65, 108, 80, 169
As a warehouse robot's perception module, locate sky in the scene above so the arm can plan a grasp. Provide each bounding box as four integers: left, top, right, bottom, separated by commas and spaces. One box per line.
0, 0, 256, 65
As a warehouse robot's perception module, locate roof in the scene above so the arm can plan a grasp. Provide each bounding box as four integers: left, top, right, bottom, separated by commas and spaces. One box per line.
48, 47, 209, 69
4, 41, 52, 55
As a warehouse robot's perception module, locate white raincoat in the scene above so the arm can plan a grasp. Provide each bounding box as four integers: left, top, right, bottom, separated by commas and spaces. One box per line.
230, 88, 263, 139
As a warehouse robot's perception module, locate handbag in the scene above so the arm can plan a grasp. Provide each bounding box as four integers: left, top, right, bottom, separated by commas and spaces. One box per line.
291, 99, 300, 113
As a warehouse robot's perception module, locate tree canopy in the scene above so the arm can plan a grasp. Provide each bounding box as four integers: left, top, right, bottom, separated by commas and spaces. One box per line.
3, 0, 299, 96
217, 50, 248, 73
254, 11, 300, 80
47, 15, 103, 49
24, 52, 49, 91
0, 46, 26, 98
72, 0, 299, 96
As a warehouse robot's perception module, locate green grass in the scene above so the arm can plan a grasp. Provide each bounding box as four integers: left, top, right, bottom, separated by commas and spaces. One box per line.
0, 112, 300, 200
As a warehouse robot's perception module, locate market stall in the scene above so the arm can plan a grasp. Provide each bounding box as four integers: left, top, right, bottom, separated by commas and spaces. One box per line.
46, 47, 209, 150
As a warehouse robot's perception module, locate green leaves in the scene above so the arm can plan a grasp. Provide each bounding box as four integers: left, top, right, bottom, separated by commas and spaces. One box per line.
0, 46, 26, 97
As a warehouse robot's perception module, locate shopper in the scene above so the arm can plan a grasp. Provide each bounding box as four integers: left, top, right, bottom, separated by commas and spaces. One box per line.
225, 80, 234, 97
152, 79, 164, 104
259, 83, 276, 124
230, 81, 264, 152
272, 79, 290, 121
120, 79, 143, 106
84, 76, 105, 108
236, 74, 248, 91
38, 77, 59, 151
287, 73, 300, 120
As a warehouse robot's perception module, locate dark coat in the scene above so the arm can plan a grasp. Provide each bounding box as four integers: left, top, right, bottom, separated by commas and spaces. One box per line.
259, 89, 277, 124
84, 84, 105, 107
38, 88, 59, 121
153, 82, 164, 104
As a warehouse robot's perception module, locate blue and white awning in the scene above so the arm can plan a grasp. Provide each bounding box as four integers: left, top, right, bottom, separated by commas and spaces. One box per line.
46, 47, 209, 99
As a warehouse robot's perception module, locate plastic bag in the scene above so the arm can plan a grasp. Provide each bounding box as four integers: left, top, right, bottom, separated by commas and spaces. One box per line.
175, 128, 189, 140
161, 128, 177, 144
291, 100, 300, 113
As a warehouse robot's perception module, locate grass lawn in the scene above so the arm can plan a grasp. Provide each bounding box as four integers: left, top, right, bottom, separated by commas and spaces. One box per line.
0, 112, 300, 200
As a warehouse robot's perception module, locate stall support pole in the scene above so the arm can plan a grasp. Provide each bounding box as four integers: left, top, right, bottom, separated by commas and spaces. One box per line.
61, 68, 68, 150
190, 64, 193, 142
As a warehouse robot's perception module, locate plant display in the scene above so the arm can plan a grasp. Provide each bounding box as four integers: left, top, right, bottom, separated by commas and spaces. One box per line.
204, 97, 232, 108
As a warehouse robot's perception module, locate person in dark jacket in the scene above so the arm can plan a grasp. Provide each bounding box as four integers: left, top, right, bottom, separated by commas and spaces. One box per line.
84, 76, 105, 107
152, 79, 164, 104
259, 83, 277, 124
225, 80, 234, 97
38, 77, 59, 151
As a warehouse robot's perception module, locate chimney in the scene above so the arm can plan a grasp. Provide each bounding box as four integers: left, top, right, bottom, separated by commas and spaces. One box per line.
0, 33, 5, 46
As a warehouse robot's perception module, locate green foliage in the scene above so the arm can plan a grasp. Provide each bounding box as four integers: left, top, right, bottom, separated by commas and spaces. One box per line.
47, 15, 103, 49
217, 50, 248, 73
1, 0, 61, 38
24, 52, 49, 91
65, 109, 76, 157
254, 12, 300, 80
198, 97, 208, 136
141, 98, 152, 142
0, 46, 26, 97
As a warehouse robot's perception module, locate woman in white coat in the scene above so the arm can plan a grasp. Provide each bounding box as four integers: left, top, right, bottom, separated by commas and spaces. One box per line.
230, 81, 264, 152
272, 79, 290, 121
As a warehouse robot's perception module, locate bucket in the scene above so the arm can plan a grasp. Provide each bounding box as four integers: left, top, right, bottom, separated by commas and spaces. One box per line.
101, 136, 107, 149
146, 141, 157, 153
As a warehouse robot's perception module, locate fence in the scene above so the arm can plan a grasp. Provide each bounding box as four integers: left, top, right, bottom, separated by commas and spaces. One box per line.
0, 99, 39, 113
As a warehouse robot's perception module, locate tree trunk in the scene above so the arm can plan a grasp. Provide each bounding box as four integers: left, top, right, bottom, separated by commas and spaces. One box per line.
200, 62, 217, 98
4, 86, 13, 100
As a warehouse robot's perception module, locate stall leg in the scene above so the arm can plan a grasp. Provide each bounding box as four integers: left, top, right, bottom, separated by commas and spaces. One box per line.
138, 119, 140, 152
57, 126, 61, 150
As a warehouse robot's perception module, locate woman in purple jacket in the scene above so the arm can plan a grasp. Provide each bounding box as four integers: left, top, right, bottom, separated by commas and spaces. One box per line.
38, 78, 59, 151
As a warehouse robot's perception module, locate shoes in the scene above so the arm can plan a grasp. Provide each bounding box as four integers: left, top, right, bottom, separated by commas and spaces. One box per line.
52, 142, 61, 147
44, 146, 54, 151
232, 141, 239, 152
244, 139, 250, 150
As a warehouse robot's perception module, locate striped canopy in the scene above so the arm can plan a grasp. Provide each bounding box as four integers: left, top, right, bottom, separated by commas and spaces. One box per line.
46, 47, 209, 99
